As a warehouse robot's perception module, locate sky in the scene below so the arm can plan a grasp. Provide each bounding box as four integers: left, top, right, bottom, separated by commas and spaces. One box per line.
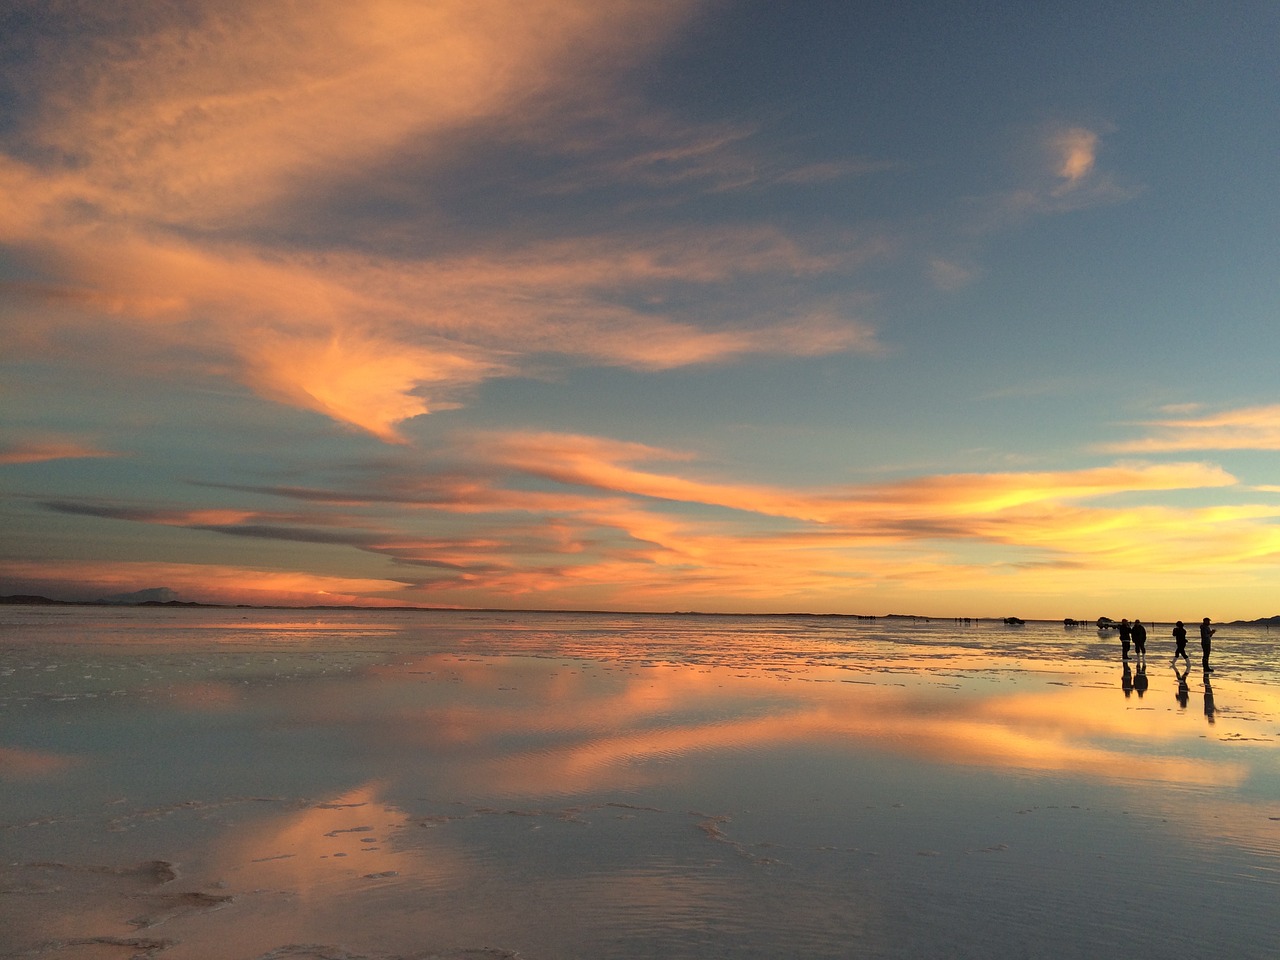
2, 0, 1278, 619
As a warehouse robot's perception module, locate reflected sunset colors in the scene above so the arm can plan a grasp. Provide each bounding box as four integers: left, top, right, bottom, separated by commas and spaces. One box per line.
2, 608, 1278, 959
339, 653, 1249, 798
5, 3, 1280, 955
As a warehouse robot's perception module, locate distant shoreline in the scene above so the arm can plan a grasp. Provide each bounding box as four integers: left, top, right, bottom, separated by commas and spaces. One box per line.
3, 594, 1277, 627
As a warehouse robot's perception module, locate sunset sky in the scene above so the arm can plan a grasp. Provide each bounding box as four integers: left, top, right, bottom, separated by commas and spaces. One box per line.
2, 0, 1278, 618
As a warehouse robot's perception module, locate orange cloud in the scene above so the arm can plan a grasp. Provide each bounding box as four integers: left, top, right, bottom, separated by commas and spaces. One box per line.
474, 432, 1236, 523
17, 428, 1275, 613
1052, 127, 1099, 188
243, 443, 1280, 604
20, 0, 697, 227
0, 438, 117, 464
3, 176, 878, 445
242, 330, 503, 442
3, 0, 883, 441
1103, 404, 1280, 453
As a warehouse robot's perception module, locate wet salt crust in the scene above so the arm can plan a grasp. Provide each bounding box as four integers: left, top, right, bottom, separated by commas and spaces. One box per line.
2, 607, 1278, 959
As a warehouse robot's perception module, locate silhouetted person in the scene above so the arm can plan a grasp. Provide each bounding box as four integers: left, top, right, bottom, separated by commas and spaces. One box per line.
1199, 617, 1216, 671
1203, 672, 1215, 723
1121, 662, 1133, 698
1174, 663, 1189, 708
1171, 620, 1189, 664
1118, 618, 1132, 659
1133, 661, 1148, 698
1132, 619, 1147, 658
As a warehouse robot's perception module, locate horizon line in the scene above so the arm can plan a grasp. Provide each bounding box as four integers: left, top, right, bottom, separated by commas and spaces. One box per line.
2, 595, 1274, 625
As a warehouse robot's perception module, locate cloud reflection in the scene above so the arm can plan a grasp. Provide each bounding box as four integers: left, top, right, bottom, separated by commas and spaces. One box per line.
321, 656, 1248, 797
0, 745, 81, 780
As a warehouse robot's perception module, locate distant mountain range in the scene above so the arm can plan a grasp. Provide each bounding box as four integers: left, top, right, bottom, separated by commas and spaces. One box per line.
1, 594, 220, 607
3, 594, 1279, 624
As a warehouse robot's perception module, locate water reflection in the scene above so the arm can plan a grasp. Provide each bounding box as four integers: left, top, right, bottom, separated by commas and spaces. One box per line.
0, 744, 79, 779
1174, 663, 1190, 709
275, 652, 1257, 798
1133, 661, 1149, 698
4, 609, 1280, 960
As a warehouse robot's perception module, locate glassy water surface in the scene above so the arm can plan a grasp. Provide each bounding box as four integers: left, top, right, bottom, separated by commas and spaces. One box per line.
2, 607, 1277, 959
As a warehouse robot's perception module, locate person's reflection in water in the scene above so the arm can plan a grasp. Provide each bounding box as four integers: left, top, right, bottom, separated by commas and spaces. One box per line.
1133, 661, 1148, 698
1121, 662, 1133, 698
1202, 672, 1216, 724
1173, 663, 1190, 709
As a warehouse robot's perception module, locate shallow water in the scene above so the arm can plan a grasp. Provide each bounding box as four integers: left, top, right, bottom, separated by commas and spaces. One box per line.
2, 607, 1278, 959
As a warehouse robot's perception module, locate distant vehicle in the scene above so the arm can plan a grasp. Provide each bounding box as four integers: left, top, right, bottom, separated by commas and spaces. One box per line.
1096, 617, 1116, 629
1004, 616, 1025, 625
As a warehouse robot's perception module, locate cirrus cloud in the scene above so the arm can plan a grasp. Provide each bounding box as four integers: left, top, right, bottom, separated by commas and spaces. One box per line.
1, 0, 883, 441
1102, 404, 1280, 453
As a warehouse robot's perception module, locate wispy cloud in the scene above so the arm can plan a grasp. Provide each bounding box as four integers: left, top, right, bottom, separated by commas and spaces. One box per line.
1, 0, 884, 441
1103, 404, 1280, 453
553, 115, 894, 195
10, 0, 699, 227
969, 123, 1140, 229
0, 438, 117, 465
28, 430, 1275, 609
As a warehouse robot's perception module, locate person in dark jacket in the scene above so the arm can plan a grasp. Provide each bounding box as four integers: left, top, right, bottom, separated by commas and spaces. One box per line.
1171, 621, 1188, 664
1131, 619, 1147, 659
1199, 617, 1216, 671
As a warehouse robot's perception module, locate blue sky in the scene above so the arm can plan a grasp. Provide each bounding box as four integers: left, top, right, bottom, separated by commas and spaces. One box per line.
2, 0, 1279, 617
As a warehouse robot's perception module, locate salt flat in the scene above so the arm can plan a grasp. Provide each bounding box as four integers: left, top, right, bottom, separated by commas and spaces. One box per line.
2, 607, 1278, 959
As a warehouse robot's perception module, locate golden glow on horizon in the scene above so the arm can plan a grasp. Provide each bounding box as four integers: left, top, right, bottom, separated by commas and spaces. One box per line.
4, 428, 1280, 614
0, 559, 410, 607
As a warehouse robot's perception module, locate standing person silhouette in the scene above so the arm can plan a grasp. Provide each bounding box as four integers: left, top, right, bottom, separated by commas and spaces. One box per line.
1199, 617, 1216, 671
1171, 621, 1189, 664
1131, 619, 1147, 659
1118, 618, 1132, 659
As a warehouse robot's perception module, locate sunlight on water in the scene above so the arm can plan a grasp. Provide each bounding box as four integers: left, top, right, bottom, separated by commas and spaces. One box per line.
1, 607, 1277, 959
